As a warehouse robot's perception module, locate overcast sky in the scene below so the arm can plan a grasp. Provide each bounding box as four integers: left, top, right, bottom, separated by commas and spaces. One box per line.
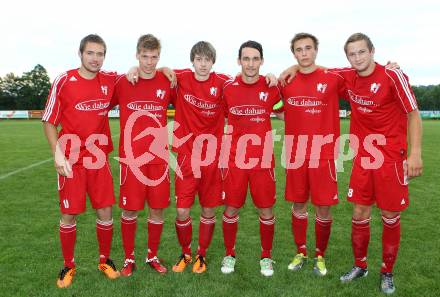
2, 0, 439, 85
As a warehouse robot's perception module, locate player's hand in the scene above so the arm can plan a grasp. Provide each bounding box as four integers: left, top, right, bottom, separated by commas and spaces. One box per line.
385, 61, 400, 70
160, 67, 177, 88
278, 65, 299, 86
407, 153, 423, 179
265, 73, 278, 87
126, 66, 140, 84
54, 148, 72, 177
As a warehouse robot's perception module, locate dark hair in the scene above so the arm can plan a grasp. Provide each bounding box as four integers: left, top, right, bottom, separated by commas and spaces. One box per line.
79, 34, 106, 55
190, 41, 216, 63
238, 40, 263, 59
344, 33, 374, 54
290, 33, 319, 53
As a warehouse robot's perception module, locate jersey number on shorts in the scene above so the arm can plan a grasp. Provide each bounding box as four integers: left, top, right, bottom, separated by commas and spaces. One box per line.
63, 199, 70, 209
347, 188, 354, 198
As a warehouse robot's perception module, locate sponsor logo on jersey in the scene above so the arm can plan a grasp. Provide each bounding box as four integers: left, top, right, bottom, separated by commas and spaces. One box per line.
230, 105, 266, 116
183, 94, 217, 109
201, 110, 216, 117
250, 117, 265, 123
127, 101, 164, 111
317, 83, 327, 93
210, 87, 217, 96
101, 85, 108, 95
357, 106, 372, 113
75, 99, 110, 111
259, 92, 269, 102
286, 96, 322, 107
69, 76, 77, 82
305, 108, 321, 114
348, 90, 375, 106
370, 83, 381, 94
156, 89, 166, 99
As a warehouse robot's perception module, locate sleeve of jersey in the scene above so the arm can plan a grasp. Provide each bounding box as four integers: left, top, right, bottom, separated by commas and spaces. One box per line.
170, 86, 177, 105
386, 69, 418, 113
42, 73, 67, 125
109, 75, 124, 108
174, 68, 193, 76
327, 67, 352, 80
337, 75, 349, 101
271, 85, 283, 113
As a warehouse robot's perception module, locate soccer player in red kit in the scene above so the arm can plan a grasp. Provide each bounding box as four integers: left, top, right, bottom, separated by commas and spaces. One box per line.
112, 34, 172, 276
42, 34, 120, 288
278, 33, 346, 276
171, 41, 231, 274
220, 40, 283, 277
334, 33, 423, 295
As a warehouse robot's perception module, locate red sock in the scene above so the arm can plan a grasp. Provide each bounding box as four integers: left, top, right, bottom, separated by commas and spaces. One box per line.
175, 217, 192, 255
315, 216, 333, 257
121, 215, 137, 261
197, 215, 216, 257
260, 216, 275, 259
292, 209, 308, 255
147, 219, 164, 259
59, 222, 76, 268
381, 215, 401, 273
222, 212, 239, 257
352, 217, 370, 269
96, 219, 113, 264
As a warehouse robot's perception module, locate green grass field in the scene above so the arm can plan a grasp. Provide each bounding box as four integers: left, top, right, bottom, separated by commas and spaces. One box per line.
0, 119, 439, 297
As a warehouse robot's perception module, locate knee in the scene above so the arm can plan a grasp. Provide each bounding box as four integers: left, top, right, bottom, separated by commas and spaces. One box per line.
176, 208, 190, 220
352, 204, 371, 220
122, 210, 138, 218
61, 214, 76, 225
201, 207, 216, 218
258, 207, 274, 219
316, 206, 331, 219
224, 206, 239, 217
293, 202, 307, 214
148, 208, 164, 222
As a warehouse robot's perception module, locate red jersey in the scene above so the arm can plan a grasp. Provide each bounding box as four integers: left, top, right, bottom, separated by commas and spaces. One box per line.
223, 75, 281, 169
280, 68, 346, 160
111, 72, 172, 164
330, 63, 418, 161
173, 69, 231, 159
42, 69, 116, 164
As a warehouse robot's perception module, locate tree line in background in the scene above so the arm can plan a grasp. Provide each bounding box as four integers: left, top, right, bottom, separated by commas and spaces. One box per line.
0, 65, 439, 110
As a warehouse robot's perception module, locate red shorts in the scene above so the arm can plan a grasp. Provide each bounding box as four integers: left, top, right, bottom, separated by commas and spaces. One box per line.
175, 154, 223, 208
119, 163, 170, 210
285, 159, 338, 206
223, 167, 276, 209
347, 158, 409, 211
58, 161, 115, 214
